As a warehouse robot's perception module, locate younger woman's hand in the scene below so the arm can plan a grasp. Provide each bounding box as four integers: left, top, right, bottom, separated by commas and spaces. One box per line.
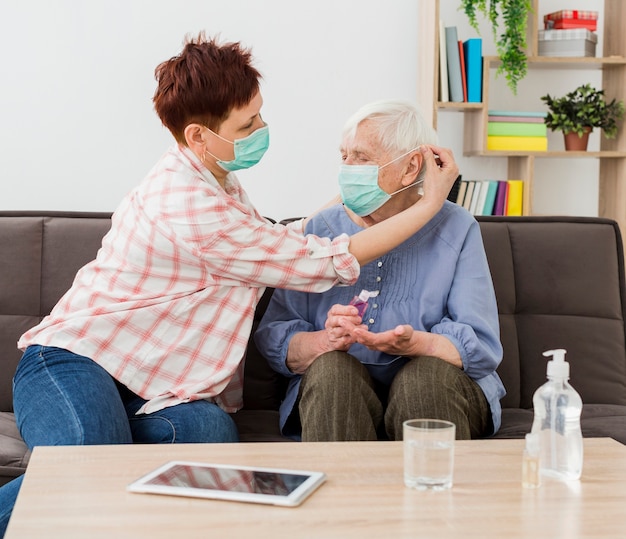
419, 145, 459, 209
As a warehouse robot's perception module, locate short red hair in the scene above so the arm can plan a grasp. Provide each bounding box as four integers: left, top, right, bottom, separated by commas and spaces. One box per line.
153, 33, 262, 143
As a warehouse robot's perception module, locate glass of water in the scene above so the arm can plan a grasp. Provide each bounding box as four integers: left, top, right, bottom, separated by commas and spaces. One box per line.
403, 419, 456, 490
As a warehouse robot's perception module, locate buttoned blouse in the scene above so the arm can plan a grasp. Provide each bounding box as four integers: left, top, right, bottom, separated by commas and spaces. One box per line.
255, 202, 506, 435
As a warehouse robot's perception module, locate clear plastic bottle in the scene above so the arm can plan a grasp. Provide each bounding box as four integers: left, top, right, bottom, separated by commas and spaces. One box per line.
530, 349, 583, 480
522, 432, 541, 488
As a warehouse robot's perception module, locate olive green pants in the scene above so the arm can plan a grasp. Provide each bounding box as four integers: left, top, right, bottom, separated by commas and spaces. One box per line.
297, 351, 491, 441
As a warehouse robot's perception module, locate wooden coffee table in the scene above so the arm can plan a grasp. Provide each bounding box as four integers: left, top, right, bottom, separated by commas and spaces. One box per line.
6, 438, 626, 538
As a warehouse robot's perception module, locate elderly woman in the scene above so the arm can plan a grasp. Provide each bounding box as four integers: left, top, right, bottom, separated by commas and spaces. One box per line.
255, 100, 505, 442
0, 36, 458, 533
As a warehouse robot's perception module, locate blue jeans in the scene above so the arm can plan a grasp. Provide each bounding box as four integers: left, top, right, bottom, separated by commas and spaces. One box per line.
0, 345, 239, 536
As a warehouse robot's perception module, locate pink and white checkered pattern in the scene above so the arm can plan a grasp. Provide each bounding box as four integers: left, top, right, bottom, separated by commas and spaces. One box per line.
19, 145, 358, 414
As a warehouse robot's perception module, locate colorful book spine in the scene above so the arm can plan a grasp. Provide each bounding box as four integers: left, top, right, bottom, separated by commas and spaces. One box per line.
493, 181, 509, 216
488, 110, 547, 119
445, 26, 463, 102
487, 122, 547, 137
481, 180, 499, 215
488, 115, 545, 124
447, 174, 462, 202
469, 180, 483, 214
487, 136, 548, 152
458, 40, 468, 102
505, 180, 524, 216
463, 38, 482, 103
455, 179, 468, 205
462, 181, 475, 211
439, 21, 449, 102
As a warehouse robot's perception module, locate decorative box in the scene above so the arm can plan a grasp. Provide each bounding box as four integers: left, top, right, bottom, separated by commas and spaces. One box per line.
538, 28, 598, 57
544, 10, 598, 31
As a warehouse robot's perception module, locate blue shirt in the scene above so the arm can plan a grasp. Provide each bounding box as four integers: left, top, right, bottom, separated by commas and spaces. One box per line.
254, 201, 506, 436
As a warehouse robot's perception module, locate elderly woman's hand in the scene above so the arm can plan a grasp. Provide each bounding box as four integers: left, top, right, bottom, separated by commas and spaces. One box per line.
324, 304, 365, 351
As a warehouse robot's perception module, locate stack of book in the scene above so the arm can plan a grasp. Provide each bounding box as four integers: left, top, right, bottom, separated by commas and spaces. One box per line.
487, 111, 548, 152
439, 24, 482, 103
453, 178, 524, 216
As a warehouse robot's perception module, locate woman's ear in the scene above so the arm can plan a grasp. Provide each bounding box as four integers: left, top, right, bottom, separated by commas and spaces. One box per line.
184, 124, 206, 153
402, 151, 424, 185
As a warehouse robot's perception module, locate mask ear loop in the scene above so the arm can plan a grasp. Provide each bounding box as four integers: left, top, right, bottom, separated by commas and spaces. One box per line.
379, 146, 422, 170
384, 146, 424, 196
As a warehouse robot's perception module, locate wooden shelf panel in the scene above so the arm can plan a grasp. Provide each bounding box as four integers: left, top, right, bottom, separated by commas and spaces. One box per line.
485, 55, 626, 70
437, 102, 483, 110
465, 150, 626, 158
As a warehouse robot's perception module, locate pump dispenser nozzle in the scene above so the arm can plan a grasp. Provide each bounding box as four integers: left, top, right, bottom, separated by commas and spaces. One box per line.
543, 348, 569, 379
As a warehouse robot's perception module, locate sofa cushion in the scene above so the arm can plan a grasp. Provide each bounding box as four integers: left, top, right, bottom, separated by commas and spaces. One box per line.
0, 412, 30, 487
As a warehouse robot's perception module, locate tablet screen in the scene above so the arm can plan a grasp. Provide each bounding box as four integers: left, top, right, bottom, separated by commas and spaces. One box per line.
127, 461, 326, 506
147, 463, 308, 495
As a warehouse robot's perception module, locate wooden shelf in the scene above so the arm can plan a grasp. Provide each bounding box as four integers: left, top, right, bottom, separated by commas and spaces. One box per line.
489, 55, 626, 69
418, 0, 626, 233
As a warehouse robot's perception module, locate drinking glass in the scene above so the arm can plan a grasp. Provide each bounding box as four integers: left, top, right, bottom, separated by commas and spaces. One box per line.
403, 419, 455, 490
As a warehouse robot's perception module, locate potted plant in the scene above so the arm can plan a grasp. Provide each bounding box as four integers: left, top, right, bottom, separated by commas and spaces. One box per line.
459, 0, 532, 95
541, 84, 625, 151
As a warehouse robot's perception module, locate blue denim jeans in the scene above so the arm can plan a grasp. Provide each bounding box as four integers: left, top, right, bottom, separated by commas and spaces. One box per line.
0, 345, 239, 536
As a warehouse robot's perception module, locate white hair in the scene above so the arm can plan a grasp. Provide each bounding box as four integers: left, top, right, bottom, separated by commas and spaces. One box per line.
342, 99, 438, 154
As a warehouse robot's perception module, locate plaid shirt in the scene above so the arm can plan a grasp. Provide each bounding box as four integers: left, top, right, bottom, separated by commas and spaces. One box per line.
18, 145, 358, 414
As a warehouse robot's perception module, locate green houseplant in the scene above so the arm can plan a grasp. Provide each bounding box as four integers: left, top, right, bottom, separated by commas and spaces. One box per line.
541, 84, 625, 150
459, 0, 532, 94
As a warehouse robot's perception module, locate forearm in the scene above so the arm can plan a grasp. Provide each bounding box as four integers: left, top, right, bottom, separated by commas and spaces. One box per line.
410, 331, 463, 369
348, 197, 442, 266
285, 331, 333, 374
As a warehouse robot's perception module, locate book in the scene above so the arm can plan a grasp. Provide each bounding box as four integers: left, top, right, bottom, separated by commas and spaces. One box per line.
474, 180, 489, 215
469, 180, 483, 215
445, 26, 463, 102
481, 180, 499, 215
463, 38, 482, 103
488, 114, 545, 124
447, 174, 462, 202
488, 110, 548, 119
487, 135, 548, 151
493, 181, 509, 216
487, 122, 547, 137
439, 21, 449, 102
462, 181, 475, 211
458, 40, 468, 102
506, 180, 524, 216
455, 179, 468, 205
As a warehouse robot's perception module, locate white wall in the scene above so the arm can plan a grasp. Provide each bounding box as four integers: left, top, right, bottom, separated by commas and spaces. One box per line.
0, 0, 603, 220
0, 0, 420, 220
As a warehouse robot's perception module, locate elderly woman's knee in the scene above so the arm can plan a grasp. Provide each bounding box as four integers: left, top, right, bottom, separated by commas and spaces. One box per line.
301, 351, 372, 396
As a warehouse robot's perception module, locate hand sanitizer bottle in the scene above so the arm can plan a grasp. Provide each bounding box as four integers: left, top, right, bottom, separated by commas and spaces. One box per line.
348, 289, 379, 317
530, 349, 583, 480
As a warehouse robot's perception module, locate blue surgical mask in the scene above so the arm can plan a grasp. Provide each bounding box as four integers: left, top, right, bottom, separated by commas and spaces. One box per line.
205, 124, 270, 172
338, 147, 422, 216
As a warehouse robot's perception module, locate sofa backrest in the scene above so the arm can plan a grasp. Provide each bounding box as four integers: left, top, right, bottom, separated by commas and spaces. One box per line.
0, 212, 113, 412
1, 212, 625, 415
477, 216, 626, 409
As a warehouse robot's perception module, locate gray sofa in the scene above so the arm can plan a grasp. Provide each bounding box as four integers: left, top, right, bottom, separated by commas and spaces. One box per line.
1, 211, 626, 487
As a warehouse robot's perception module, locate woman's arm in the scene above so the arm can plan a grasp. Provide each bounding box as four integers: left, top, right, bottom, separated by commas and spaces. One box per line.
348, 145, 458, 266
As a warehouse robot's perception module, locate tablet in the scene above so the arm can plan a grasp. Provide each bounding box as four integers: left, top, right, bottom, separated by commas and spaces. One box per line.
127, 461, 326, 507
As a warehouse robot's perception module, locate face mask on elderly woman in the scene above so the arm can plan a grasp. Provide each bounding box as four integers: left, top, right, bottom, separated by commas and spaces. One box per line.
338, 147, 422, 217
